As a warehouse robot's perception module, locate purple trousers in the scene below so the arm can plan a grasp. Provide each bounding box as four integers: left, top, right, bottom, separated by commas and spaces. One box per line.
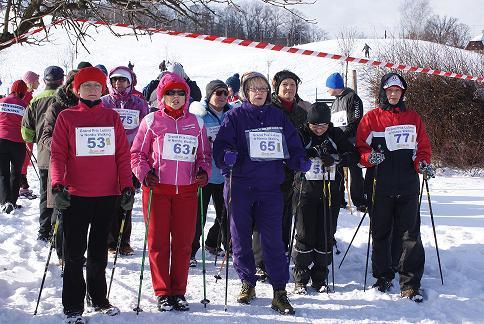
225, 181, 289, 290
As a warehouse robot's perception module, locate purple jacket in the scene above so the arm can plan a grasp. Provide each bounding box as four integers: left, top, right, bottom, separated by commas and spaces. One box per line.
101, 66, 149, 145
213, 101, 306, 187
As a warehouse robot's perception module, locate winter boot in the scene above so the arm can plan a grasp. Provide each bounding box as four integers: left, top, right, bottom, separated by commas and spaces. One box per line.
255, 266, 267, 282
311, 281, 330, 293
237, 281, 256, 304
205, 245, 224, 257
19, 188, 37, 200
65, 313, 85, 324
271, 290, 295, 315
189, 257, 197, 267
157, 296, 173, 312
401, 288, 424, 303
93, 303, 120, 316
120, 245, 134, 256
172, 295, 189, 311
293, 283, 307, 295
1, 202, 14, 214
372, 278, 393, 292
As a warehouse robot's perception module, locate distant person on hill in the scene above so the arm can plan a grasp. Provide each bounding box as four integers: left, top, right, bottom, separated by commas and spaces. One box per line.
362, 43, 371, 58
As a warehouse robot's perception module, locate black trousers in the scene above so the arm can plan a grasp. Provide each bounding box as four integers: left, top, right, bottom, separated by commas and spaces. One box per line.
0, 139, 25, 205
191, 183, 228, 258
370, 193, 425, 290
62, 195, 116, 314
108, 199, 132, 249
39, 168, 53, 237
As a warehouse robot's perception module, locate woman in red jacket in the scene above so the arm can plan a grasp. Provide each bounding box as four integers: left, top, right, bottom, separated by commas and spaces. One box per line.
0, 80, 28, 214
50, 67, 134, 324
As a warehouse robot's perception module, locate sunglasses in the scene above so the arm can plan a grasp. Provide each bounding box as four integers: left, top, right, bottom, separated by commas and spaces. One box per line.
214, 89, 228, 97
165, 89, 186, 96
111, 77, 129, 83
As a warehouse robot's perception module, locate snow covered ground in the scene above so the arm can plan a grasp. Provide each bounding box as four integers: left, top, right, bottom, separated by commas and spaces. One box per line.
0, 167, 483, 324
0, 24, 483, 323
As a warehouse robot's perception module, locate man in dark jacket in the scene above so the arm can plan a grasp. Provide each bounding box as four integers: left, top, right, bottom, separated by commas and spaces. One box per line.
326, 72, 366, 211
21, 65, 64, 242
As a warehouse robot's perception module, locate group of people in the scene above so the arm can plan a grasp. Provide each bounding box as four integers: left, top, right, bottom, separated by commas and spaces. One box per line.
0, 61, 436, 323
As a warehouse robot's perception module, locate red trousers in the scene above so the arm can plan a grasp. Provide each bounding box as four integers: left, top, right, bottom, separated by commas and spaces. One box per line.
21, 142, 33, 174
142, 184, 198, 297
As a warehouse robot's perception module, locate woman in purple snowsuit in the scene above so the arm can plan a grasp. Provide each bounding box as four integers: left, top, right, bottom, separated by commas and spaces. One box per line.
213, 72, 310, 315
101, 65, 149, 255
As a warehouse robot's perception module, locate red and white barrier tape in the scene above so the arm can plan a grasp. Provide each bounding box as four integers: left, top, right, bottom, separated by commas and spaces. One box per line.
2, 18, 483, 82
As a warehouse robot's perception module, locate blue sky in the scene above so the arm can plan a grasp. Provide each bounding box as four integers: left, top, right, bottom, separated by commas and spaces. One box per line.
298, 0, 484, 39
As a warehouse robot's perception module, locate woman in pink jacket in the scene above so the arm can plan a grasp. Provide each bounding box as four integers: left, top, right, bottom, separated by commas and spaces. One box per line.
131, 72, 211, 312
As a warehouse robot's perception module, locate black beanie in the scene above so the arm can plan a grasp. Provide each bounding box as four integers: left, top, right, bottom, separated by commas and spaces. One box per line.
272, 70, 301, 95
205, 80, 228, 100
77, 61, 93, 69
307, 102, 331, 124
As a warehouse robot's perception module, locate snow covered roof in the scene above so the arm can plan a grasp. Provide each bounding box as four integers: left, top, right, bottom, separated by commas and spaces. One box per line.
470, 32, 484, 43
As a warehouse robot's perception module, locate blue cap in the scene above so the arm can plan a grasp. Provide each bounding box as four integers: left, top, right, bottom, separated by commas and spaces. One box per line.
44, 66, 64, 81
326, 72, 344, 89
95, 64, 108, 76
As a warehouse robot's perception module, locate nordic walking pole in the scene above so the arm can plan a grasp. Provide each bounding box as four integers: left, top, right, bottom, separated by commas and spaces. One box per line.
288, 174, 304, 266
134, 189, 153, 315
344, 167, 353, 215
418, 177, 425, 210
214, 241, 230, 282
214, 215, 223, 266
25, 146, 40, 182
424, 177, 444, 285
338, 211, 367, 268
199, 187, 210, 307
322, 169, 331, 293
326, 170, 335, 292
224, 167, 233, 312
108, 209, 128, 299
34, 211, 61, 315
363, 163, 379, 292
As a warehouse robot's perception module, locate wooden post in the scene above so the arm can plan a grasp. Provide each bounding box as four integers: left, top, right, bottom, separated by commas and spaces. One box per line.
352, 69, 358, 93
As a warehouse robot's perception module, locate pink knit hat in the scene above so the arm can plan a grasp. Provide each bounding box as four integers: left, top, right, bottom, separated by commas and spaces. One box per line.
22, 71, 40, 84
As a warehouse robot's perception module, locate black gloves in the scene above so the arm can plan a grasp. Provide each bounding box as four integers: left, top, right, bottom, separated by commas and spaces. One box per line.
52, 185, 71, 210
120, 187, 135, 211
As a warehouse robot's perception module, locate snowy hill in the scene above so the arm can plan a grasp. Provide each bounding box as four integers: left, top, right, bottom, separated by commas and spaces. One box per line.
0, 25, 484, 324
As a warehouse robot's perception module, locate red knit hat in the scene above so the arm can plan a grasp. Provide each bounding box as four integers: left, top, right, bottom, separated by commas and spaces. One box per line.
10, 80, 28, 97
73, 67, 107, 94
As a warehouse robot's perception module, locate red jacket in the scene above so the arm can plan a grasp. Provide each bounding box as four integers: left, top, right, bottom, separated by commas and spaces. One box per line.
50, 100, 132, 197
356, 106, 431, 195
0, 94, 26, 143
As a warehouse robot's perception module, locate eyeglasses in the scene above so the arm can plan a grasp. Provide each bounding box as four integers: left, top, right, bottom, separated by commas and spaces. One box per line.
248, 87, 269, 93
111, 77, 129, 83
310, 123, 329, 127
214, 90, 228, 97
80, 82, 102, 89
165, 89, 186, 96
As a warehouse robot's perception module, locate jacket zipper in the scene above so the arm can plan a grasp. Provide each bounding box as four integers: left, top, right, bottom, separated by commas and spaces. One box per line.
175, 118, 179, 194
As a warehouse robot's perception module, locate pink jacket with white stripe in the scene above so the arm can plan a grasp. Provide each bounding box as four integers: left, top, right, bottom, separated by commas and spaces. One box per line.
130, 73, 212, 189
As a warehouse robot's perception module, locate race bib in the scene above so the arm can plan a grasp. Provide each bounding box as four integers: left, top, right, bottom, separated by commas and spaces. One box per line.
206, 126, 220, 142
75, 127, 115, 156
384, 125, 417, 151
305, 158, 335, 181
331, 110, 347, 127
248, 131, 284, 160
114, 109, 140, 130
162, 133, 198, 162
0, 103, 24, 116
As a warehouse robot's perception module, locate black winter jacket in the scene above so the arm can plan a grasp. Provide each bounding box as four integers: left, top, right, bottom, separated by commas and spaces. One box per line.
331, 87, 363, 140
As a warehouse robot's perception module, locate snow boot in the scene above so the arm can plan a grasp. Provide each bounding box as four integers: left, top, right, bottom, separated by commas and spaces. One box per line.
19, 188, 37, 200
189, 257, 197, 267
172, 295, 189, 311
157, 296, 173, 312
1, 202, 14, 214
372, 278, 393, 292
311, 281, 330, 293
120, 245, 134, 256
271, 290, 295, 315
93, 303, 120, 316
293, 283, 307, 295
401, 288, 424, 303
237, 281, 256, 304
65, 314, 85, 324
205, 245, 224, 257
